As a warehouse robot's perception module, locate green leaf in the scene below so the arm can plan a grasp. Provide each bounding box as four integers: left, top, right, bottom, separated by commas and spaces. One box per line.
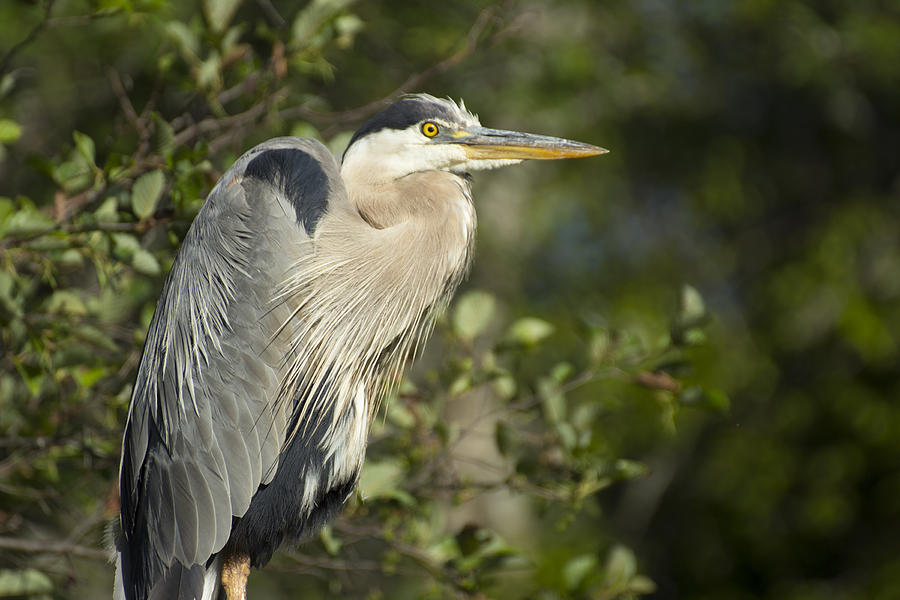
94, 196, 119, 223
0, 204, 55, 238
605, 544, 637, 584
150, 113, 175, 155
385, 401, 416, 429
73, 366, 108, 388
556, 422, 577, 450
52, 158, 92, 192
679, 386, 730, 412
679, 284, 706, 326
203, 0, 243, 33
538, 377, 566, 423
0, 568, 53, 597
44, 291, 88, 316
0, 119, 22, 144
196, 52, 223, 90
132, 249, 161, 275
563, 554, 598, 590
58, 248, 84, 268
131, 170, 165, 220
452, 290, 496, 341
73, 324, 120, 352
506, 317, 555, 346
550, 361, 574, 383
292, 0, 355, 49
448, 373, 472, 396
73, 130, 96, 164
166, 21, 200, 58
613, 459, 648, 480
0, 74, 15, 99
628, 575, 657, 594
0, 197, 11, 222
112, 232, 140, 255
358, 460, 414, 506
491, 374, 516, 399
318, 525, 342, 556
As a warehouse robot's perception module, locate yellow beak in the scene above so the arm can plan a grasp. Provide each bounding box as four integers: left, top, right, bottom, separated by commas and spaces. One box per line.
453, 126, 608, 160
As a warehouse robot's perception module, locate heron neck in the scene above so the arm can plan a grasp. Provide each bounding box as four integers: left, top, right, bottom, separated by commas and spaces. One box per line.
280, 170, 476, 421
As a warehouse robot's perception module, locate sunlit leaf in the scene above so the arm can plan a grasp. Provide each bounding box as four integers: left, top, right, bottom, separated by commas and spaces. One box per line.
203, 0, 243, 33
318, 525, 341, 556
291, 0, 355, 49
538, 377, 566, 423
359, 460, 414, 506
0, 204, 55, 237
45, 291, 88, 316
196, 52, 222, 90
492, 374, 516, 399
506, 317, 555, 346
0, 568, 53, 597
150, 113, 175, 155
453, 290, 496, 341
94, 196, 119, 223
132, 249, 161, 275
0, 74, 15, 99
131, 170, 165, 220
165, 21, 200, 58
679, 284, 706, 327
628, 575, 657, 594
605, 544, 637, 584
72, 131, 96, 164
0, 119, 22, 144
563, 554, 597, 590
613, 459, 648, 480
112, 232, 141, 255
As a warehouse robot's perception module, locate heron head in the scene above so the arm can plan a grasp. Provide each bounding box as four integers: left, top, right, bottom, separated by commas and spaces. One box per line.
340, 94, 607, 182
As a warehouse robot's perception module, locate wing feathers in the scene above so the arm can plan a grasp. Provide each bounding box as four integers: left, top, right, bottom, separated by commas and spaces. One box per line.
217, 427, 254, 515
120, 137, 342, 600
152, 465, 176, 564
169, 460, 199, 563
148, 563, 205, 600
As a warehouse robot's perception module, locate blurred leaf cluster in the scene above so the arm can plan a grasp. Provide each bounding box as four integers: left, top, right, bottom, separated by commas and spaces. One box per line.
2, 0, 899, 599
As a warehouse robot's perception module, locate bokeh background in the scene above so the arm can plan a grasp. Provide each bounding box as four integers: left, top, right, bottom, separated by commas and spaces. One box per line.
2, 1, 899, 598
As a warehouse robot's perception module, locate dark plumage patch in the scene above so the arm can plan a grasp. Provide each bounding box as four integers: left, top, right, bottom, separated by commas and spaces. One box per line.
243, 148, 329, 235
222, 401, 359, 568
345, 97, 460, 154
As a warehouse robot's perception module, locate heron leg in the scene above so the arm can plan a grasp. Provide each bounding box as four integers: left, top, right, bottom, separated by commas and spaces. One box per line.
221, 551, 251, 600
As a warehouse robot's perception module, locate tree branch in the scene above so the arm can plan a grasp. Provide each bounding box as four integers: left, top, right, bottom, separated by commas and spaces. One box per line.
0, 536, 107, 561
171, 87, 289, 149
0, 0, 57, 76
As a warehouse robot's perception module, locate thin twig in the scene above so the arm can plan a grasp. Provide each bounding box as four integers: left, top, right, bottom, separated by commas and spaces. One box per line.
108, 69, 141, 132
282, 551, 383, 573
0, 536, 107, 561
0, 0, 57, 76
633, 370, 682, 392
171, 87, 288, 148
1, 216, 177, 249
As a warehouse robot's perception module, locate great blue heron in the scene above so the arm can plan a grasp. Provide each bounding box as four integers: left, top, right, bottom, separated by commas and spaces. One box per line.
114, 93, 605, 600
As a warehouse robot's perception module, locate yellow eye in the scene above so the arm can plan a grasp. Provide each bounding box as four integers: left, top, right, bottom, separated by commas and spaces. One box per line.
421, 122, 439, 138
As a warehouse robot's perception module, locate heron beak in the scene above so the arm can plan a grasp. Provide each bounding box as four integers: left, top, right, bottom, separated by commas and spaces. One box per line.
453, 126, 608, 160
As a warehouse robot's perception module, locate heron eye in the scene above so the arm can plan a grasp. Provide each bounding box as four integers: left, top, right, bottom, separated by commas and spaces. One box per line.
421, 122, 439, 138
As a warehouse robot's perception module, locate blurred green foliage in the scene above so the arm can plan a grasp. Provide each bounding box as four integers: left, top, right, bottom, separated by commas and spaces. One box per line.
1, 0, 899, 599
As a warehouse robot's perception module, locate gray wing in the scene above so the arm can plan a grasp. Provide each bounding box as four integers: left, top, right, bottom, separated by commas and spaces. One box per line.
118, 137, 343, 599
